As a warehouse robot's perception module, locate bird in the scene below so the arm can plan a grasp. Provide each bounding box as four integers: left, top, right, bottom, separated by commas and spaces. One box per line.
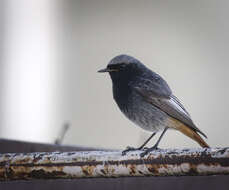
98, 54, 209, 157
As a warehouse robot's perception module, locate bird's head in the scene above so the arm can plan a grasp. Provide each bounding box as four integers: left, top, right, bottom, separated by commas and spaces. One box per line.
98, 55, 145, 82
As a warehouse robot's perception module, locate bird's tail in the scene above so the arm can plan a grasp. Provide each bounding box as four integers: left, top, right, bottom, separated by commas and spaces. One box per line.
169, 118, 210, 148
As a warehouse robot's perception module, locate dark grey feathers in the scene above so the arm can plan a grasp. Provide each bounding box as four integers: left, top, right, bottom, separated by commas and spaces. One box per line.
134, 86, 207, 138
105, 54, 207, 138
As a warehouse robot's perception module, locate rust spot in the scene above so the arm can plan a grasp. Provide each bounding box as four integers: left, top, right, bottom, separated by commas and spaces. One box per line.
100, 169, 106, 175
147, 164, 159, 175
27, 169, 46, 179
187, 164, 198, 175
203, 161, 218, 167
19, 157, 31, 164
5, 167, 14, 179
0, 168, 5, 179
129, 164, 136, 175
81, 165, 95, 176
101, 165, 109, 175
27, 169, 65, 179
111, 168, 115, 174
82, 168, 89, 176
5, 165, 67, 180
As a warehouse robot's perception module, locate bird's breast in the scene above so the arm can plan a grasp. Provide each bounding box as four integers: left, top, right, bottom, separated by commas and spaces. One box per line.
112, 83, 132, 111
113, 84, 168, 132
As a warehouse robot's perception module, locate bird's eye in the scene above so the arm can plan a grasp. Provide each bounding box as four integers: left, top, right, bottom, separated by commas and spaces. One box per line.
116, 63, 127, 70
107, 63, 127, 71
118, 63, 126, 67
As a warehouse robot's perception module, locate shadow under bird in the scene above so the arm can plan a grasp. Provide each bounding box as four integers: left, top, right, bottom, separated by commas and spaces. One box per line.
98, 55, 209, 157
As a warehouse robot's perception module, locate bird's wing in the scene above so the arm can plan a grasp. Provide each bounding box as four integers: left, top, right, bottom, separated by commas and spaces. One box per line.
134, 86, 207, 138
132, 73, 173, 99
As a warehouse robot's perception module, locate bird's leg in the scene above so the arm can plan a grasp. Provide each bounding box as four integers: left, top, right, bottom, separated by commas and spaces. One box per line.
138, 132, 157, 150
140, 128, 168, 157
122, 132, 156, 155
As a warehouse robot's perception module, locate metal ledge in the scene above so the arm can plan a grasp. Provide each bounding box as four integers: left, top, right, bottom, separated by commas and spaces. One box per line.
0, 148, 229, 180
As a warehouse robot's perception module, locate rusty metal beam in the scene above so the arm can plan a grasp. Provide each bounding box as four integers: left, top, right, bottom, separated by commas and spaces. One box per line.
0, 148, 229, 180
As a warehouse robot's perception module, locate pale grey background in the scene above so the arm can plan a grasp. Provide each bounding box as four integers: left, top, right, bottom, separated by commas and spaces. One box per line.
0, 0, 228, 149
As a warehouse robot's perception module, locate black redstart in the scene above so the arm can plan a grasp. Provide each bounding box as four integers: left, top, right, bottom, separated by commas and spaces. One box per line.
98, 55, 209, 157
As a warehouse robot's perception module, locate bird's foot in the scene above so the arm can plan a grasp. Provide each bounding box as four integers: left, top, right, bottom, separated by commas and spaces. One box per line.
140, 145, 160, 157
122, 146, 142, 155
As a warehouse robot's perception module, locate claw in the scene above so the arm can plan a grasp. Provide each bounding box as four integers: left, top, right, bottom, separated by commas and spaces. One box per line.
122, 146, 140, 155
143, 147, 149, 151
140, 146, 160, 157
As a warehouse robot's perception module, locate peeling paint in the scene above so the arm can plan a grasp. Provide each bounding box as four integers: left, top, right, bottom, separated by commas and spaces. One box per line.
0, 148, 229, 180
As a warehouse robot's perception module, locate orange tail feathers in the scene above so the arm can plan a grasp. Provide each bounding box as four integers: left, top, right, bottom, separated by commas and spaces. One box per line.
176, 124, 209, 148
169, 118, 210, 148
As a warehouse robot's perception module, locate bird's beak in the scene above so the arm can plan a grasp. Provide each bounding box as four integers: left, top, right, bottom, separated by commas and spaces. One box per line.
97, 68, 118, 73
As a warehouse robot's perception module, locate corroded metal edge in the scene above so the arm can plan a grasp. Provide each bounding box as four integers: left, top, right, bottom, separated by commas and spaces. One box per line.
0, 148, 229, 180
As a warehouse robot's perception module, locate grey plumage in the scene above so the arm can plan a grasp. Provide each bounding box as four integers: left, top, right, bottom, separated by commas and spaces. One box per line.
98, 54, 209, 154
